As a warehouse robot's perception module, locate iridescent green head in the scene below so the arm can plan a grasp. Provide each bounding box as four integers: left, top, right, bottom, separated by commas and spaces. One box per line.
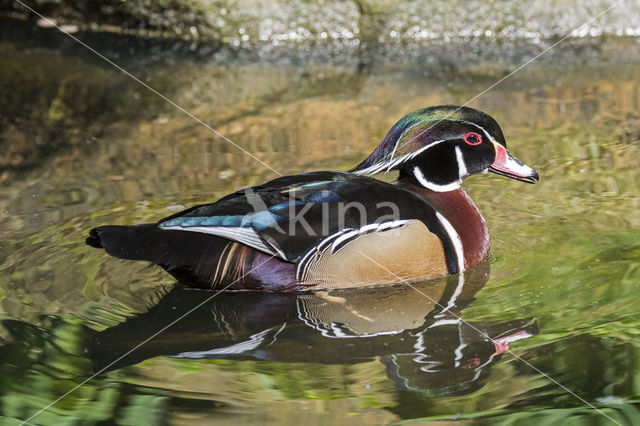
351, 105, 538, 191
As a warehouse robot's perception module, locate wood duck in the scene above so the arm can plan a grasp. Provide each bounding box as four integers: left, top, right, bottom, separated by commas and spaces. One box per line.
87, 105, 538, 291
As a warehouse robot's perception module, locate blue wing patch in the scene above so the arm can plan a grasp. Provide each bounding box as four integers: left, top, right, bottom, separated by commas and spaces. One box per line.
160, 210, 284, 232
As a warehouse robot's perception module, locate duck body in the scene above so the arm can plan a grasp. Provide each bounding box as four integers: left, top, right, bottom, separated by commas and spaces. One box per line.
87, 106, 538, 291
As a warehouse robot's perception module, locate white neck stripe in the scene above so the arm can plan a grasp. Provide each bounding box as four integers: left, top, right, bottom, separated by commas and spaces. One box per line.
435, 211, 465, 273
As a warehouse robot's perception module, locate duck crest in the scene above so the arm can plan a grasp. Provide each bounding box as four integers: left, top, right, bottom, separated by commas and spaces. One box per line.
351, 106, 467, 175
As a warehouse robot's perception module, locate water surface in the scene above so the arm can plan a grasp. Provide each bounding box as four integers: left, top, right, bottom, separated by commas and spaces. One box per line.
1, 22, 640, 425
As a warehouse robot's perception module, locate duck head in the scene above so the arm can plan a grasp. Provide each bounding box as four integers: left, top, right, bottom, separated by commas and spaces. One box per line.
351, 105, 539, 192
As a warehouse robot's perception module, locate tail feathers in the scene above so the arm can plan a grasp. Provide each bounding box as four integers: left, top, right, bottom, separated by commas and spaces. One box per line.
86, 224, 233, 287
86, 228, 105, 248
87, 224, 162, 262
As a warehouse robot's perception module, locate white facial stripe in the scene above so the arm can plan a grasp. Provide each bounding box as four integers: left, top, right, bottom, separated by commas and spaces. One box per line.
406, 139, 447, 160
455, 146, 468, 180
354, 118, 497, 177
459, 120, 492, 139
413, 166, 461, 192
352, 162, 387, 176
401, 118, 491, 147
352, 139, 447, 176
384, 139, 447, 172
435, 211, 465, 273
387, 120, 423, 165
404, 118, 494, 150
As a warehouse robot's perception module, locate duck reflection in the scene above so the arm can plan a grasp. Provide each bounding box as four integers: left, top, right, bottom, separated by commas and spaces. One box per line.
89, 263, 536, 396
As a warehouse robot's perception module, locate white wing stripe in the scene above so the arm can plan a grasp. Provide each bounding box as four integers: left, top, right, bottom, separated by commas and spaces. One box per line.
161, 225, 275, 256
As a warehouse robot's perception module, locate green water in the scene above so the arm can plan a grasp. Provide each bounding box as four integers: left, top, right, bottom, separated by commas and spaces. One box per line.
1, 21, 640, 425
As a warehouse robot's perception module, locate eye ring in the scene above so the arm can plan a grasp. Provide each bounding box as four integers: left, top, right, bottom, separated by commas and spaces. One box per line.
464, 132, 482, 146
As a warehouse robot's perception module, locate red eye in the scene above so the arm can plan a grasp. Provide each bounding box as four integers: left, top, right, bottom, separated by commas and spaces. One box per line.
464, 132, 482, 146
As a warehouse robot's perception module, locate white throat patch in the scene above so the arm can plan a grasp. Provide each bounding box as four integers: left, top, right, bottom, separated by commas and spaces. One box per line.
412, 145, 469, 192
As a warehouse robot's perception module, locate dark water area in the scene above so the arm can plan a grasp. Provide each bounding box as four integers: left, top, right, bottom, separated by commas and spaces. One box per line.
1, 17, 640, 425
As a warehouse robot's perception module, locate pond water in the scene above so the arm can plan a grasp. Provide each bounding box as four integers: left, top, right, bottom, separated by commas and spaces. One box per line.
1, 20, 640, 425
